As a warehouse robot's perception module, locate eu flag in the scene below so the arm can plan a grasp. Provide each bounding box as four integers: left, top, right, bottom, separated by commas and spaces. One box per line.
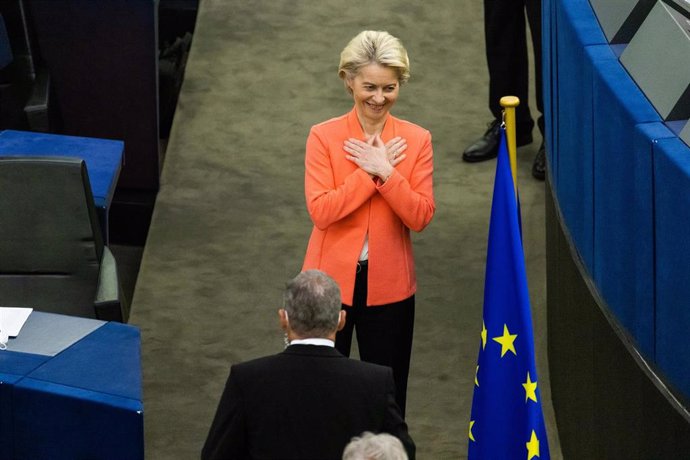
468, 128, 550, 459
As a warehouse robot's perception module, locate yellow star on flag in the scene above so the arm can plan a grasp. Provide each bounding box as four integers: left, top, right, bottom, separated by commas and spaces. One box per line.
469, 420, 475, 442
523, 372, 538, 403
526, 430, 540, 459
481, 321, 487, 350
492, 324, 517, 357
475, 365, 479, 387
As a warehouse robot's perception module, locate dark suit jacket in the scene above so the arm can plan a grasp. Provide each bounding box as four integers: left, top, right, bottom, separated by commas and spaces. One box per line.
201, 344, 415, 460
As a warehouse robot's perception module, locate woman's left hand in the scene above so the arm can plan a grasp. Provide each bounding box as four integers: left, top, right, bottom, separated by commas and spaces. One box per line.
385, 137, 408, 167
344, 135, 405, 182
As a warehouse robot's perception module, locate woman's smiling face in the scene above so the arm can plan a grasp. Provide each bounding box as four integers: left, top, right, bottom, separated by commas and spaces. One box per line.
348, 63, 400, 125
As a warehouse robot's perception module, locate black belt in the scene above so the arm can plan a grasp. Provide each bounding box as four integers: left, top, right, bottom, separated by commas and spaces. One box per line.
356, 260, 368, 273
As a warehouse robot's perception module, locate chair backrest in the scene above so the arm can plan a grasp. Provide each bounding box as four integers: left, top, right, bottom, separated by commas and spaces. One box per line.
0, 14, 12, 70
0, 156, 103, 317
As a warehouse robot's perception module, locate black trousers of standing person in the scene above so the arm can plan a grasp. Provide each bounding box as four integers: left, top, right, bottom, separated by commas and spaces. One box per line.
484, 0, 543, 137
335, 261, 415, 418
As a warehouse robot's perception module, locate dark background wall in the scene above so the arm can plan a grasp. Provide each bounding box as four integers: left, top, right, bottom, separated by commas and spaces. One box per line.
546, 181, 690, 458
0, 0, 198, 245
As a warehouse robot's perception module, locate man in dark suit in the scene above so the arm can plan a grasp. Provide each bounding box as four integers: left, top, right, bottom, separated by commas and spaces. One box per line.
201, 270, 415, 460
462, 0, 546, 180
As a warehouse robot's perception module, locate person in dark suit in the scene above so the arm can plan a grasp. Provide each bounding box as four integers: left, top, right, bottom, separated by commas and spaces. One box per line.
462, 0, 546, 180
201, 270, 415, 460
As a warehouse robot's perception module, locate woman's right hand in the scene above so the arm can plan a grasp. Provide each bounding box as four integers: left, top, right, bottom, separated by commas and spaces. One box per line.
345, 135, 408, 181
344, 135, 389, 179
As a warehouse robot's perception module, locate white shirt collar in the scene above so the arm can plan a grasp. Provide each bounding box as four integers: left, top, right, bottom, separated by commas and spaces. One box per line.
289, 338, 335, 347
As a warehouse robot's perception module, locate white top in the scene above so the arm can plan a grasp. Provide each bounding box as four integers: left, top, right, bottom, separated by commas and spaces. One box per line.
359, 234, 369, 261
290, 338, 335, 347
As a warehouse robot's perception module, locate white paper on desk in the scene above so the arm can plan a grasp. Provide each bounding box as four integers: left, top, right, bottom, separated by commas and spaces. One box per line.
0, 307, 33, 337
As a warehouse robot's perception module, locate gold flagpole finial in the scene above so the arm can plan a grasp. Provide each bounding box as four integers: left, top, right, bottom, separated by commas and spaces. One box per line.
500, 96, 520, 195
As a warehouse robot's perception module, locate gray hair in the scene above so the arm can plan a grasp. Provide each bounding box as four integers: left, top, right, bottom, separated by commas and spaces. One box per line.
338, 30, 410, 92
283, 270, 341, 337
342, 432, 408, 460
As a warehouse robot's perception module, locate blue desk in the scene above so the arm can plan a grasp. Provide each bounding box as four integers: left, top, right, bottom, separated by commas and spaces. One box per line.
0, 130, 124, 243
0, 312, 143, 460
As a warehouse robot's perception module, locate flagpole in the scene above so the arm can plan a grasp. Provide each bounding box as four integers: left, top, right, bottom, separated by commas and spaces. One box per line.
467, 103, 551, 459
500, 95, 519, 195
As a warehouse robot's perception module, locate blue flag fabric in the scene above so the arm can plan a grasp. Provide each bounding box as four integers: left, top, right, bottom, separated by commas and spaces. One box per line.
468, 128, 550, 460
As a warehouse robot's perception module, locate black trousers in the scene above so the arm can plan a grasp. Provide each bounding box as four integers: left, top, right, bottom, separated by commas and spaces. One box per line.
484, 0, 544, 136
335, 262, 415, 417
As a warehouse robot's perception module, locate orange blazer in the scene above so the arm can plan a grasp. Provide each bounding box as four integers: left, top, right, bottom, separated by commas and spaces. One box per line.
303, 108, 435, 306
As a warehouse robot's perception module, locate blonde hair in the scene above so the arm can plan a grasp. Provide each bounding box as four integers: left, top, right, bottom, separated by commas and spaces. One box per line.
338, 31, 410, 92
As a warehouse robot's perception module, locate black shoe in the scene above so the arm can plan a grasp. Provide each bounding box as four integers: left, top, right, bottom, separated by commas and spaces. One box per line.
462, 119, 534, 163
532, 142, 546, 181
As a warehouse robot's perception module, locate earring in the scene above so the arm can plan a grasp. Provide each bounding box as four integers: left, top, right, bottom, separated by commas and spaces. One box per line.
283, 333, 290, 349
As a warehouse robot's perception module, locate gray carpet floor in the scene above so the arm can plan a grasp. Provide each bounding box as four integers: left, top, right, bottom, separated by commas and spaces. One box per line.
128, 0, 563, 458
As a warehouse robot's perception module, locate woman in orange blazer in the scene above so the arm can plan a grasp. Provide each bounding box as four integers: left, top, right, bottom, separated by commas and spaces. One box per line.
303, 30, 435, 416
